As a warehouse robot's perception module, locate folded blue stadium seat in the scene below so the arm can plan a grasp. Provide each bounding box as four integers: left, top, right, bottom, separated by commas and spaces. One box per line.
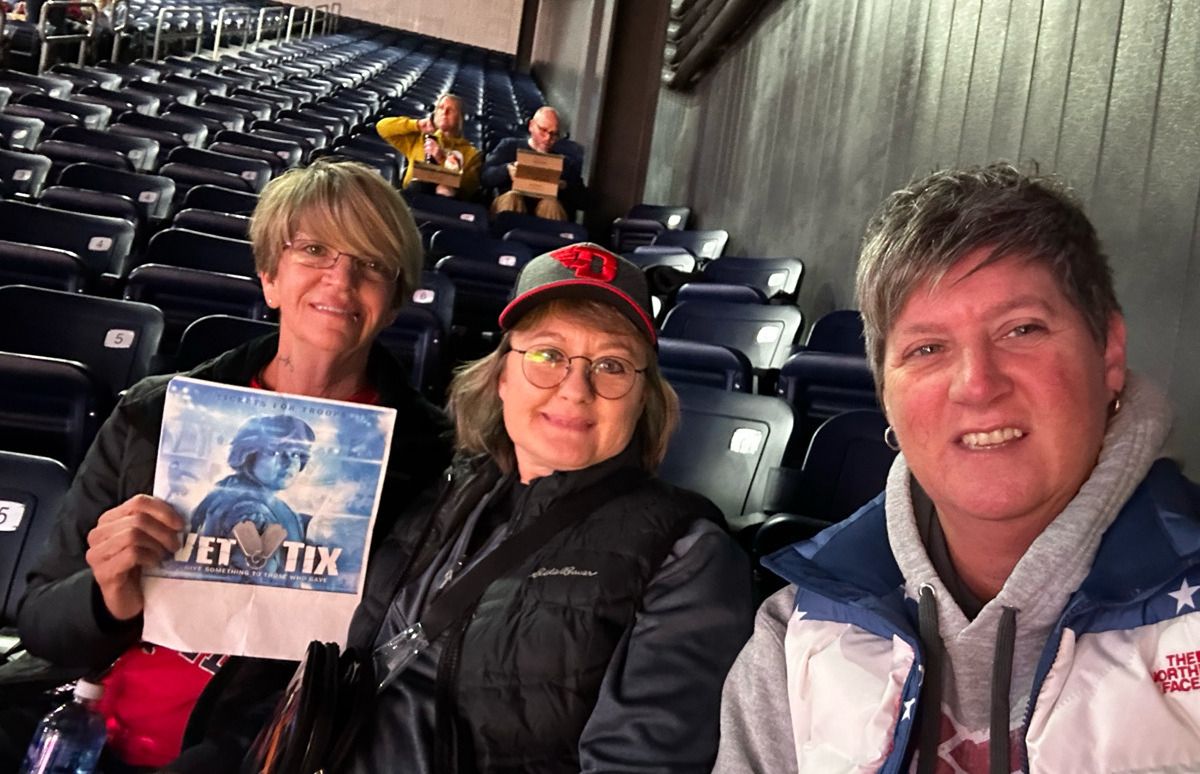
182, 184, 259, 215
0, 113, 44, 151
805, 309, 866, 355
675, 282, 768, 305
118, 110, 207, 148
0, 352, 107, 472
77, 85, 161, 119
776, 349, 879, 442
251, 118, 328, 151
751, 410, 896, 594
159, 162, 255, 200
658, 337, 753, 392
124, 264, 271, 357
490, 210, 587, 242
0, 148, 51, 199
107, 122, 189, 158
213, 129, 304, 169
434, 254, 519, 357
610, 217, 664, 253
409, 269, 456, 335
204, 93, 273, 122
175, 314, 278, 371
2, 103, 80, 135
170, 208, 251, 240
58, 163, 175, 224
429, 228, 533, 268
658, 383, 799, 522
48, 64, 123, 91
140, 228, 255, 277
39, 187, 143, 239
406, 191, 488, 235
376, 305, 447, 400
659, 299, 804, 372
164, 102, 246, 135
311, 145, 398, 185
0, 240, 87, 292
650, 228, 729, 261
50, 126, 159, 173
35, 139, 134, 181
0, 451, 71, 625
628, 204, 690, 230
502, 227, 577, 252
0, 70, 72, 99
0, 284, 163, 400
207, 142, 288, 176
701, 256, 805, 303
624, 246, 698, 273
166, 146, 273, 193
0, 200, 135, 278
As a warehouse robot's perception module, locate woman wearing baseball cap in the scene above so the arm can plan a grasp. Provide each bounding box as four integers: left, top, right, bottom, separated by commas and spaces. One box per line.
186, 243, 753, 773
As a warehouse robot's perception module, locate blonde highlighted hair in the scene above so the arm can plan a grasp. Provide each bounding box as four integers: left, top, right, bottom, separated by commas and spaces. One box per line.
249, 158, 422, 305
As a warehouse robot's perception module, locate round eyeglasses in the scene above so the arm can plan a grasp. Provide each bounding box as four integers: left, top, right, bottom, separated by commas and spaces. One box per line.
510, 347, 646, 400
284, 239, 398, 284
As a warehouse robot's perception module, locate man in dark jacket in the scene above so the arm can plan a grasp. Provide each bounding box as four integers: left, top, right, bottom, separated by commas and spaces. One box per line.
482, 106, 586, 220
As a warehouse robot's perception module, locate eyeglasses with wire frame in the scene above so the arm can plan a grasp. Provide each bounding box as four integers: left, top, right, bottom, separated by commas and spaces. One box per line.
510, 347, 646, 400
284, 239, 398, 284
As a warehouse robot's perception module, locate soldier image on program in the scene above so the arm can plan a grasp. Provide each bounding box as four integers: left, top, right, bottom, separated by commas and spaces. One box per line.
190, 414, 316, 574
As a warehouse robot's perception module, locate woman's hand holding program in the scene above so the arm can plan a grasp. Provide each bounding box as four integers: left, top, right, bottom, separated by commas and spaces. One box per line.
86, 494, 183, 621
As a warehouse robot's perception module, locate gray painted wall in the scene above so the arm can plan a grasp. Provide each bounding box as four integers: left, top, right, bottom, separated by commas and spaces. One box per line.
645, 0, 1200, 468
530, 0, 617, 180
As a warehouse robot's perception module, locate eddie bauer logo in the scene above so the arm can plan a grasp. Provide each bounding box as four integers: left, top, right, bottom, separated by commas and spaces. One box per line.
1152, 649, 1200, 694
530, 566, 598, 579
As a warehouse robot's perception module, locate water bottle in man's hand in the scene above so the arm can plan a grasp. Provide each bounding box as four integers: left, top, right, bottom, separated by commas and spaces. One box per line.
20, 680, 107, 774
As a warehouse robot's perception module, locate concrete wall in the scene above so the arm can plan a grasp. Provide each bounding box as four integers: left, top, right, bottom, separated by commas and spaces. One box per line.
645, 0, 1200, 469
292, 0, 524, 53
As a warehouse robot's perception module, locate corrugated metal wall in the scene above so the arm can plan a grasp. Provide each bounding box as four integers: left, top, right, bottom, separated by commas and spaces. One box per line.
644, 0, 1200, 468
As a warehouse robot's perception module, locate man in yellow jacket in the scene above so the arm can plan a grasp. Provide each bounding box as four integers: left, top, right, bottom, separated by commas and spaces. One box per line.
376, 93, 481, 199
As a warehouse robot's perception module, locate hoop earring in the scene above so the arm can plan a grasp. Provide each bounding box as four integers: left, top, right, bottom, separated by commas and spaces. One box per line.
883, 425, 900, 452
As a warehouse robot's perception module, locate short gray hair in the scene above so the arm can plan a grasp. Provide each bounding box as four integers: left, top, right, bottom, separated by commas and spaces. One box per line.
855, 162, 1119, 387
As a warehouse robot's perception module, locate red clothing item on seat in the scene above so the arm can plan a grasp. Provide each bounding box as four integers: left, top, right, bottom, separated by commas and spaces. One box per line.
100, 645, 227, 767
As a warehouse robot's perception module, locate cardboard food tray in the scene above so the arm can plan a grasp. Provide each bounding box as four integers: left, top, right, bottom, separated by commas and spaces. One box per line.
411, 161, 462, 189
513, 149, 564, 198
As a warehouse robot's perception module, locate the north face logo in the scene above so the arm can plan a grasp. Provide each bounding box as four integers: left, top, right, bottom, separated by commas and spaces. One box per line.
550, 244, 618, 282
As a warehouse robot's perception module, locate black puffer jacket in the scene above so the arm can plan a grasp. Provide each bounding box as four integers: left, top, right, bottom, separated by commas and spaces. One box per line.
16, 333, 451, 672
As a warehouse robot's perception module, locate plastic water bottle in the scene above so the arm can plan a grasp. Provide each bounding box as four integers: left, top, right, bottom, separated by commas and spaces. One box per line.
19, 680, 107, 774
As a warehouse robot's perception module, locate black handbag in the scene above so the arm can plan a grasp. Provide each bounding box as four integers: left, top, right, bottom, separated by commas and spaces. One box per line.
246, 468, 645, 774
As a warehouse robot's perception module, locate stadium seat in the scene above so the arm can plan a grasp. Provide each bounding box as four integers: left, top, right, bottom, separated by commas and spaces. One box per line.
0, 113, 44, 151
805, 309, 866, 355
212, 129, 304, 170
658, 338, 753, 392
0, 351, 108, 471
629, 204, 690, 230
18, 93, 111, 131
159, 162, 256, 200
659, 300, 804, 372
58, 163, 175, 224
171, 208, 251, 240
406, 191, 488, 235
165, 146, 274, 193
123, 264, 271, 357
0, 285, 163, 399
0, 451, 71, 625
610, 218, 664, 253
751, 410, 896, 593
35, 139, 134, 181
701, 256, 805, 303
776, 349, 879, 443
409, 270, 456, 336
623, 246, 698, 273
428, 228, 532, 268
658, 384, 799, 521
0, 200, 136, 278
434, 254, 519, 357
650, 228, 729, 261
50, 126, 160, 173
675, 282, 768, 305
491, 210, 587, 242
139, 228, 256, 277
376, 305, 447, 399
0, 147, 50, 199
182, 185, 259, 215
175, 315, 278, 371
0, 240, 87, 292
38, 187, 144, 241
